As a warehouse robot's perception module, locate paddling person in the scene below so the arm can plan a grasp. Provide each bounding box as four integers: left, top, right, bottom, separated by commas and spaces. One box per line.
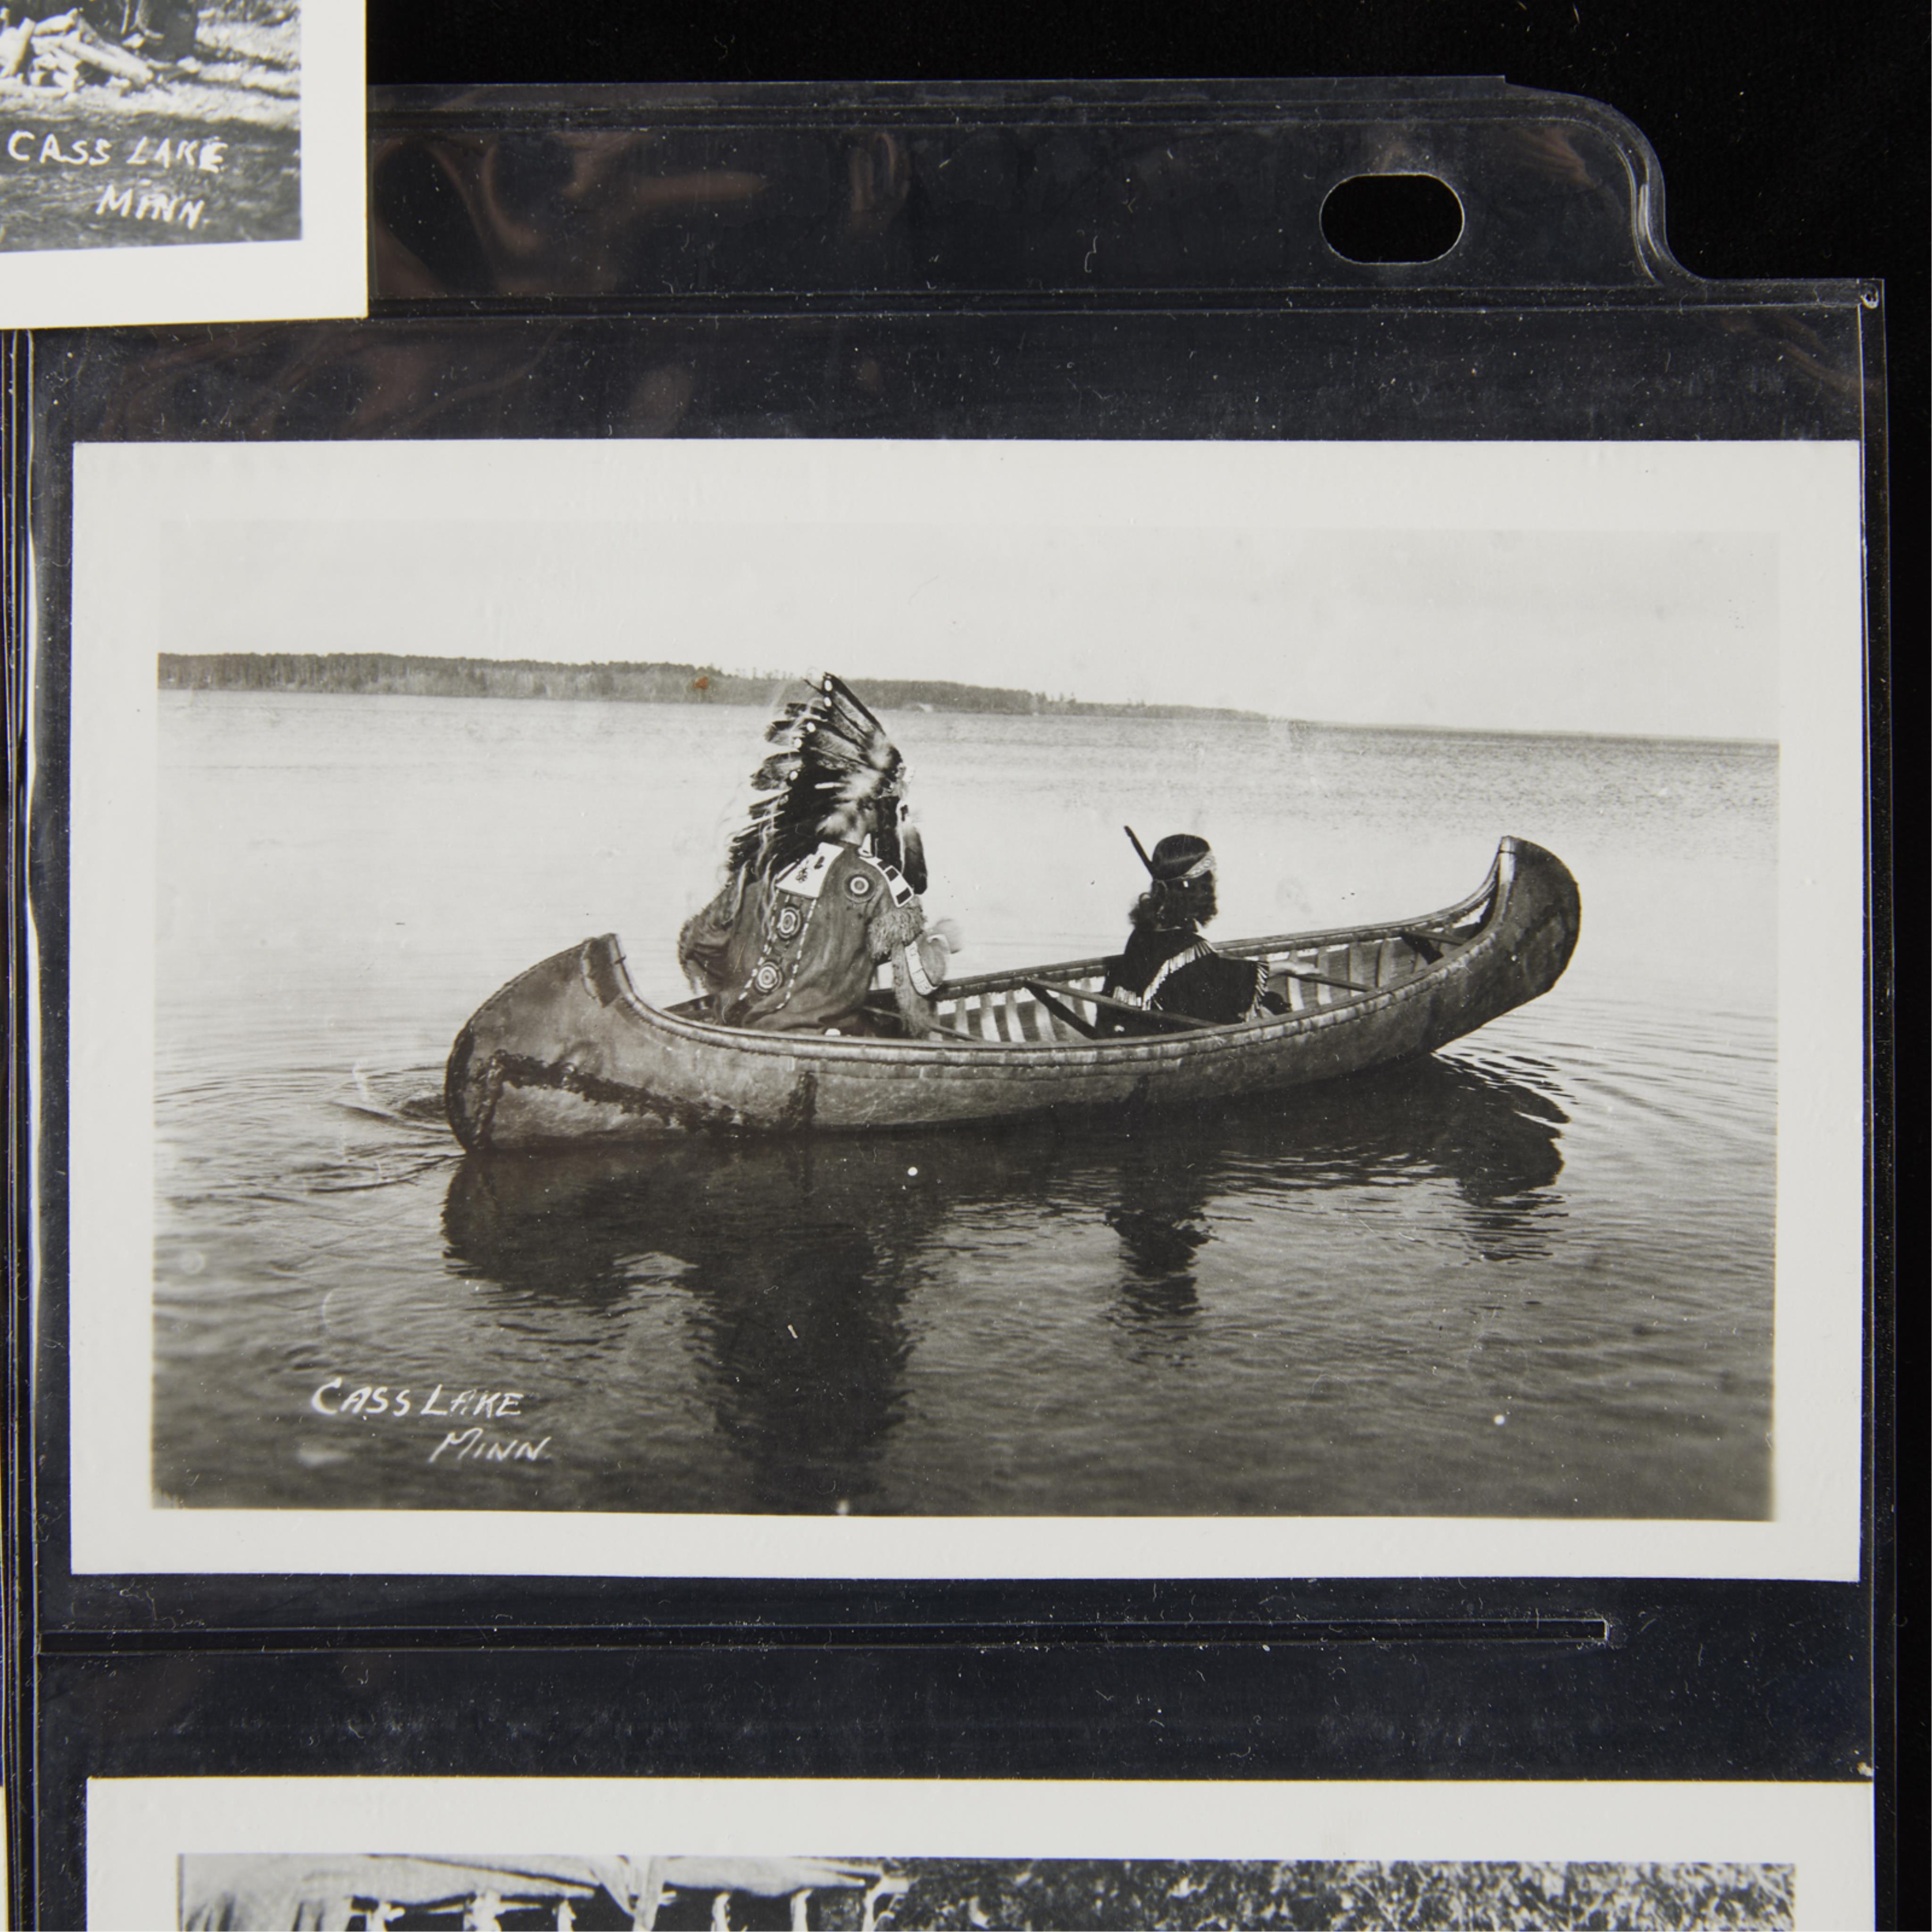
1102, 830, 1282, 1024
679, 673, 960, 1036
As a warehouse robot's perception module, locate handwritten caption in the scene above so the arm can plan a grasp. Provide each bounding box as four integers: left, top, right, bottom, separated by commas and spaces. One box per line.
310, 1377, 552, 1469
4, 126, 229, 229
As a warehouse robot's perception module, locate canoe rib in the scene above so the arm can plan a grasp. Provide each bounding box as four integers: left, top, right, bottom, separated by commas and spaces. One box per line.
446, 836, 1580, 1150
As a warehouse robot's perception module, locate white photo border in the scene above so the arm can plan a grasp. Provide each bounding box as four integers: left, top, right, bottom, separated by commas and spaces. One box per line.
84, 1776, 1876, 1932
53, 436, 1867, 1582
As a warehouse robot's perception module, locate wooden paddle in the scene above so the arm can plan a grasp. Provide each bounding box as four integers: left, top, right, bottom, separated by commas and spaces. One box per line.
1024, 978, 1216, 1033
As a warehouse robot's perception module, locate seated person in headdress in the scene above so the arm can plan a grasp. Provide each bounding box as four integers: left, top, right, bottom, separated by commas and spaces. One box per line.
678, 673, 960, 1036
1102, 831, 1279, 1024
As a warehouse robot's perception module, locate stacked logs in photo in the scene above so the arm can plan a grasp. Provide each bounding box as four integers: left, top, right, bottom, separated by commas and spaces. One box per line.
0, 11, 158, 93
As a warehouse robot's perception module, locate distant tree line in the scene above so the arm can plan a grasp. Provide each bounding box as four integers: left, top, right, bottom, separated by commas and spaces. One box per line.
155, 653, 1266, 722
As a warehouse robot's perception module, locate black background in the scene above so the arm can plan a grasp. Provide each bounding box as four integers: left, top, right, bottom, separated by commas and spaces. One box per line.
26, 4, 1923, 1926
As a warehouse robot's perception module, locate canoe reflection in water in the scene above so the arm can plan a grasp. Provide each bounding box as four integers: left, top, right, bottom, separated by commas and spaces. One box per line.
442, 1052, 1566, 1514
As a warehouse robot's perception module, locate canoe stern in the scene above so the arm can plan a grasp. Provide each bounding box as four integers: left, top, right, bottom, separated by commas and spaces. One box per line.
446, 936, 689, 1151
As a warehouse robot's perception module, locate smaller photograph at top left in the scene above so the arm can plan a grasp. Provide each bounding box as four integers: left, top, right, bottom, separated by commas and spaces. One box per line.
0, 0, 360, 324
1, 0, 300, 250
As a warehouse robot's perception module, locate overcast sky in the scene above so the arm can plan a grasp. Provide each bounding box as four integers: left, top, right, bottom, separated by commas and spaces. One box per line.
133, 437, 1813, 741
165, 516, 1776, 740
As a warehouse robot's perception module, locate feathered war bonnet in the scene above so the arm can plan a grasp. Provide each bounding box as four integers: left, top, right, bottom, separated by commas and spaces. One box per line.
726, 673, 928, 891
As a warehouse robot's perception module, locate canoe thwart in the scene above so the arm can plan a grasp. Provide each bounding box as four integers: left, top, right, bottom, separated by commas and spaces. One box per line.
1272, 964, 1374, 994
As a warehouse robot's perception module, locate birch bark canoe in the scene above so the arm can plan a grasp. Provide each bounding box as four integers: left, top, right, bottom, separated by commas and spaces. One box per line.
445, 835, 1580, 1151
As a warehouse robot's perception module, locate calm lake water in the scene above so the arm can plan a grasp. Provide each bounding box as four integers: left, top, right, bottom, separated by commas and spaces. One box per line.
153, 691, 1777, 1518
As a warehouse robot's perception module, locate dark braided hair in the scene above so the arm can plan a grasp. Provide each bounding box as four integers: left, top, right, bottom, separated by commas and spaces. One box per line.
1131, 872, 1218, 933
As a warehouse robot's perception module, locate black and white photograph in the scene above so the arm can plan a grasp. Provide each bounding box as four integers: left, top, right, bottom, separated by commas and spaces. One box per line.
0, 0, 299, 250
59, 434, 1864, 1580
82, 1777, 1877, 1930
173, 1853, 1798, 1930
0, 0, 358, 323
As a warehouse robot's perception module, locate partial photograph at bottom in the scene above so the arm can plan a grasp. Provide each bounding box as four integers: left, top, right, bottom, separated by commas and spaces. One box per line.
82, 1781, 1871, 1932
177, 1854, 1796, 1931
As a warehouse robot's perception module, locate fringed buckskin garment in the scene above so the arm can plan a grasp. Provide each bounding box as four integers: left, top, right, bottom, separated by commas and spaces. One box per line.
680, 835, 932, 1032
1103, 830, 1272, 1024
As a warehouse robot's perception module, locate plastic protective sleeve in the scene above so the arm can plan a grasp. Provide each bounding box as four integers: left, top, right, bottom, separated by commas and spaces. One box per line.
5, 79, 1893, 1932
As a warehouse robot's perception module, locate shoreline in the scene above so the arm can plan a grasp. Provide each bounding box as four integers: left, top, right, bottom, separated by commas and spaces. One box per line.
156, 672, 1775, 748
156, 653, 1272, 725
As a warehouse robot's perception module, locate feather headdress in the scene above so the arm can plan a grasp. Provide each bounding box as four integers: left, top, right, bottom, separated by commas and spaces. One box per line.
725, 673, 927, 891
